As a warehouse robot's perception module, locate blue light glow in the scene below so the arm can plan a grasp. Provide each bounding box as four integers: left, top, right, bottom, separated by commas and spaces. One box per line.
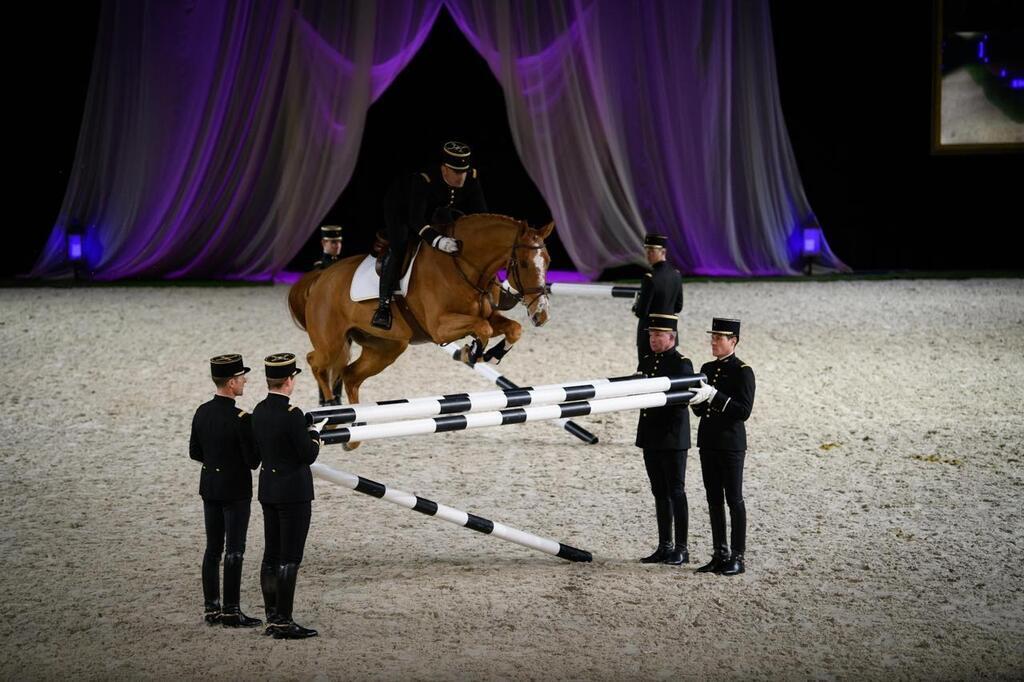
802, 227, 823, 256
1012, 79, 1024, 89
68, 234, 83, 261
978, 41, 985, 59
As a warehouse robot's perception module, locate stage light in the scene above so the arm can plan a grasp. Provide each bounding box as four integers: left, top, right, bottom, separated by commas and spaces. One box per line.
66, 222, 85, 280
802, 226, 823, 275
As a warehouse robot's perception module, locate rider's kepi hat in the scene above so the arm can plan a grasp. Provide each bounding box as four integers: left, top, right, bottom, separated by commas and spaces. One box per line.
441, 140, 472, 171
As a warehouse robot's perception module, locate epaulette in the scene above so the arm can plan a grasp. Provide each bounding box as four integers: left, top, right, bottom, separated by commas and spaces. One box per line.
288, 405, 298, 412
741, 363, 750, 369
313, 261, 322, 268
237, 410, 248, 418
419, 172, 431, 183
644, 272, 652, 278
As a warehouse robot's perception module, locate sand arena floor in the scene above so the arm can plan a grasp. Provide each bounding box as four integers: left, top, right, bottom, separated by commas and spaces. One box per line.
1, 278, 1022, 680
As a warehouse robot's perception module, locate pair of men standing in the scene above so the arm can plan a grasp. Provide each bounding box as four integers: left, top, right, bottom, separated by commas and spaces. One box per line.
633, 234, 755, 575
189, 353, 325, 639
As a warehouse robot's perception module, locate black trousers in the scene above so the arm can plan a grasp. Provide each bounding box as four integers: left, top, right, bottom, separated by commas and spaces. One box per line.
642, 448, 688, 545
203, 499, 251, 558
699, 448, 746, 554
261, 501, 312, 566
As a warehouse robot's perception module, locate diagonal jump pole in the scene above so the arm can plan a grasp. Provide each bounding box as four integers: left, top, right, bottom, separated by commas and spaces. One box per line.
310, 463, 592, 562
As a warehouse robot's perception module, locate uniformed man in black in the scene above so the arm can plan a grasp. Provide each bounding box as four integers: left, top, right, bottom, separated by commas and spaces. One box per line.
371, 140, 488, 330
189, 354, 262, 628
689, 318, 756, 576
313, 225, 343, 270
635, 314, 709, 565
252, 353, 327, 639
313, 224, 345, 406
633, 234, 683, 361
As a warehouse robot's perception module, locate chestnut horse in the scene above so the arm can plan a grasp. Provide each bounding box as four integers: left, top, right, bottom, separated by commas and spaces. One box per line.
289, 214, 554, 444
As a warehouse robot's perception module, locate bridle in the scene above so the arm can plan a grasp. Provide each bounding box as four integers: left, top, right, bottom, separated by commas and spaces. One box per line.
450, 223, 547, 313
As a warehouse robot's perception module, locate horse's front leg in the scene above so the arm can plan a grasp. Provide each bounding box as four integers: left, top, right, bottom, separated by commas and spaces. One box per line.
434, 313, 493, 366
481, 313, 522, 365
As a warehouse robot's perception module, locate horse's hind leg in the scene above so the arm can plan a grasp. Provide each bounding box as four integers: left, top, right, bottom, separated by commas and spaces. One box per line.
308, 334, 350, 405
340, 337, 408, 449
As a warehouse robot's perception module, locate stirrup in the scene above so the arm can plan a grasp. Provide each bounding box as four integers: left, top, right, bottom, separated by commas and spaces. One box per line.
371, 300, 393, 330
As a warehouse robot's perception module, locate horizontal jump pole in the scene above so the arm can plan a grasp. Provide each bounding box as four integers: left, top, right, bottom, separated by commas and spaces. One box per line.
319, 388, 696, 446
544, 282, 639, 298
442, 345, 598, 445
308, 363, 704, 428
310, 463, 592, 563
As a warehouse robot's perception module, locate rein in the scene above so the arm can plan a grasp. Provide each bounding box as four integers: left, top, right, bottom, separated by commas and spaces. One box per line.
450, 223, 546, 312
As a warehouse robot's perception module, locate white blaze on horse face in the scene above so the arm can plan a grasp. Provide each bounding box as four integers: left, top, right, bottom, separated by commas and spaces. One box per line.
529, 248, 551, 326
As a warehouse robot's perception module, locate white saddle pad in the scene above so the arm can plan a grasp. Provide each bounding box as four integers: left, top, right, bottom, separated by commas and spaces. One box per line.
349, 243, 421, 302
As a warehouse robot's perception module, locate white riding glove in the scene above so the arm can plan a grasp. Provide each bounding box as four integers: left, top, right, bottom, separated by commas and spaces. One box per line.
689, 380, 717, 405
309, 418, 328, 434
433, 236, 460, 254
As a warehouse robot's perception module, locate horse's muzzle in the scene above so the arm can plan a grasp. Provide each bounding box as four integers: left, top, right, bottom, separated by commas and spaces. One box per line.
528, 295, 550, 327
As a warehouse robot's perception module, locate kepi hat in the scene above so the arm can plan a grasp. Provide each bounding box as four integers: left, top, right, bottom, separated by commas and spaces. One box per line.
441, 140, 472, 171
320, 225, 343, 241
707, 317, 741, 337
210, 353, 250, 379
643, 233, 668, 249
264, 352, 302, 379
647, 313, 678, 333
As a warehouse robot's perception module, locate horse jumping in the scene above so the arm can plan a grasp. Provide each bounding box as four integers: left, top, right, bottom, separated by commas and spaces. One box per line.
288, 214, 554, 444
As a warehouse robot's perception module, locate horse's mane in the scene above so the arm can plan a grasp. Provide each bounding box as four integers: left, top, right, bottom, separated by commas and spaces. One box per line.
456, 213, 532, 230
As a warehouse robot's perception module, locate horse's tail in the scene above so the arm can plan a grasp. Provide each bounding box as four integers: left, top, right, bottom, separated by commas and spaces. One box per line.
288, 270, 321, 331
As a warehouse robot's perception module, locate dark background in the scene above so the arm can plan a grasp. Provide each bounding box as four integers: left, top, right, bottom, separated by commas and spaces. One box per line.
10, 1, 1022, 280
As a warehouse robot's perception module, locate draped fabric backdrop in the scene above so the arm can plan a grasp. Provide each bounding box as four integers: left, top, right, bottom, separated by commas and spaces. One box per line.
32, 0, 845, 280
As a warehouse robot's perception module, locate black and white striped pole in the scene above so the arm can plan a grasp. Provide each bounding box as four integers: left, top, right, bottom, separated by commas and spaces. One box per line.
318, 388, 697, 446
308, 367, 703, 428
543, 282, 640, 299
438, 343, 598, 444
310, 463, 592, 562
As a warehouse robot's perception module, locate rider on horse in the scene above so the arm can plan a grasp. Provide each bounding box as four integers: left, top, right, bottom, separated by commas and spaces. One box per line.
371, 140, 488, 330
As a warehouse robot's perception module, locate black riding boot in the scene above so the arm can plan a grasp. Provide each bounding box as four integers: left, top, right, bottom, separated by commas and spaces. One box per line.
664, 494, 689, 565
202, 552, 221, 624
220, 552, 262, 628
273, 563, 318, 640
260, 560, 279, 636
696, 504, 729, 573
641, 498, 674, 563
720, 500, 747, 576
371, 253, 397, 330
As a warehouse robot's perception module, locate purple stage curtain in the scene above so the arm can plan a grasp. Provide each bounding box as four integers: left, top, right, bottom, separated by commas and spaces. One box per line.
32, 0, 444, 279
33, 0, 844, 280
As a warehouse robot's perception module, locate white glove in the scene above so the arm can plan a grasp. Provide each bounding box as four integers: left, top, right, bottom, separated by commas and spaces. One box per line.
689, 381, 717, 405
309, 418, 328, 434
434, 236, 460, 254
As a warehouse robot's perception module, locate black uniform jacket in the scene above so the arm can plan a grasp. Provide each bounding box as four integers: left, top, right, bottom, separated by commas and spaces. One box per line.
314, 253, 341, 270
692, 354, 756, 451
189, 395, 259, 501
635, 349, 694, 450
385, 166, 487, 237
253, 393, 321, 504
634, 260, 683, 344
